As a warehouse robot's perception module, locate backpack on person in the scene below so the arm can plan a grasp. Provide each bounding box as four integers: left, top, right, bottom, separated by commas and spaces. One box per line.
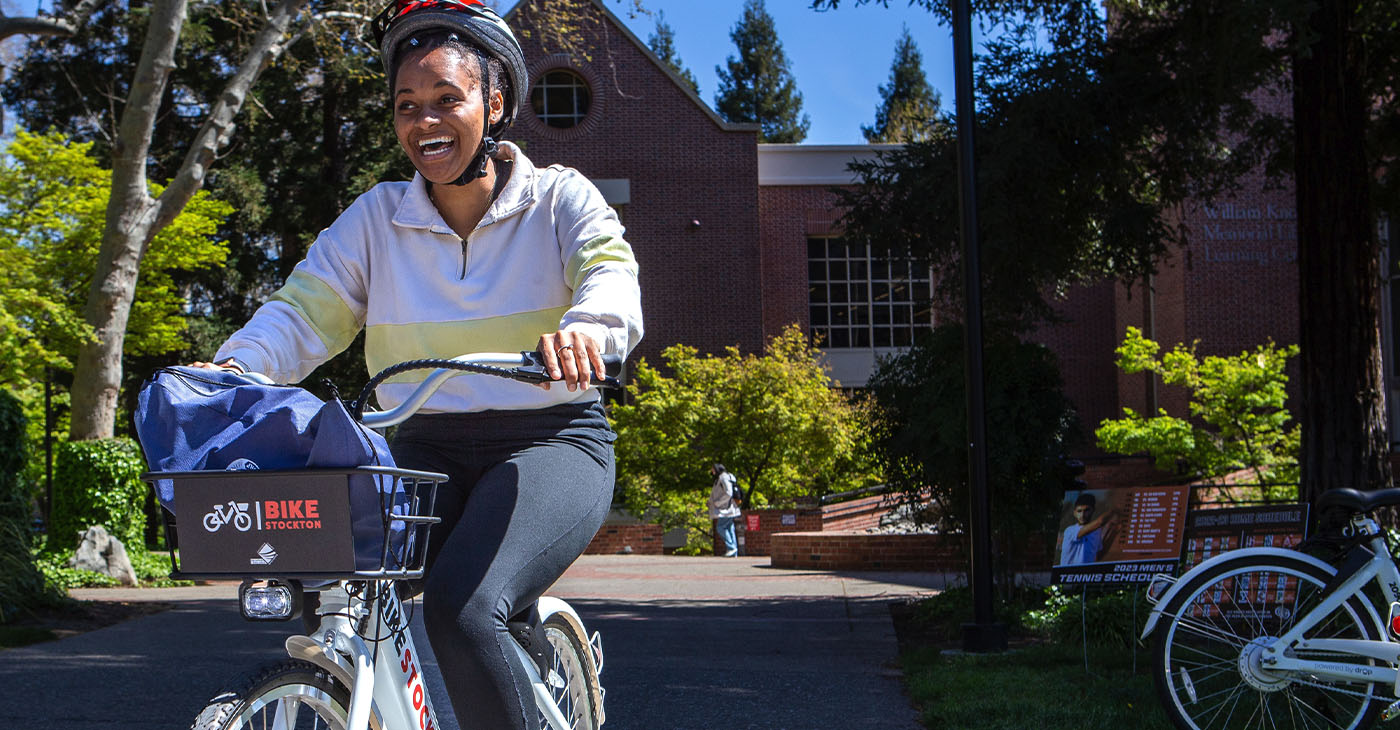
729, 475, 744, 507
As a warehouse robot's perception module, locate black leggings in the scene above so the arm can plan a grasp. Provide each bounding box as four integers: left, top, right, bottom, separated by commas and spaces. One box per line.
390, 402, 614, 730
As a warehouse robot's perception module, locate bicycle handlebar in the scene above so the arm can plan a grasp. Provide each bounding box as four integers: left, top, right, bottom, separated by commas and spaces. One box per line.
225, 352, 623, 429
354, 351, 622, 428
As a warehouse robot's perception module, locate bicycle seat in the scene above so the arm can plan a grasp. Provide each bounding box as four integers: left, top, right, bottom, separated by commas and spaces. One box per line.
1315, 487, 1400, 513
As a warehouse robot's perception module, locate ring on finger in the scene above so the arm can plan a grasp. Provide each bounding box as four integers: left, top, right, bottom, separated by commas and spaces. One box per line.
557, 344, 576, 355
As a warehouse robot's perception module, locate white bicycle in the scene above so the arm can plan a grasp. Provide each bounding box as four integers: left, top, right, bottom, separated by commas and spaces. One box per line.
1143, 487, 1400, 730
147, 352, 618, 730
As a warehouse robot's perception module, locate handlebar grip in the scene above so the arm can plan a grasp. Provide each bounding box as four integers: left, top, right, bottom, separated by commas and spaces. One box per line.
519, 351, 625, 387
600, 353, 623, 378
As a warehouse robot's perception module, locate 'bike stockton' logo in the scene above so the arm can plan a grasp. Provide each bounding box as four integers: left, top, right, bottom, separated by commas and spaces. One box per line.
202, 499, 324, 533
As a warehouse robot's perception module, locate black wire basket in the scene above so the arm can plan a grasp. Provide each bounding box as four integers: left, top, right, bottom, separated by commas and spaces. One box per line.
142, 466, 446, 581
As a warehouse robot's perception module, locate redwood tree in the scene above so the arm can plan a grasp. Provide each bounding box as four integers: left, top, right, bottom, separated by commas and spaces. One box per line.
1292, 0, 1392, 499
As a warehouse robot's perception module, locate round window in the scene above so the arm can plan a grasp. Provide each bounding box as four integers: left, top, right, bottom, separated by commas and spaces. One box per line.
530, 69, 592, 129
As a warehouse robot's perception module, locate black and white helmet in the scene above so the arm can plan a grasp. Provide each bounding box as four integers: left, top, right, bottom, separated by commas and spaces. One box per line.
373, 0, 527, 126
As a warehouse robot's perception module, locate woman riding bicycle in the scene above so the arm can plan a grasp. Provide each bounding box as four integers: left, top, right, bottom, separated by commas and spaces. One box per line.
190, 2, 643, 728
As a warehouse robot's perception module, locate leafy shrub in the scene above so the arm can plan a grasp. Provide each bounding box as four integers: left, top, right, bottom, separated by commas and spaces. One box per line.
49, 438, 148, 552
32, 544, 186, 590
1095, 327, 1299, 496
1024, 585, 1147, 649
0, 390, 63, 621
897, 583, 1148, 651
906, 583, 1049, 638
33, 548, 120, 590
612, 325, 882, 552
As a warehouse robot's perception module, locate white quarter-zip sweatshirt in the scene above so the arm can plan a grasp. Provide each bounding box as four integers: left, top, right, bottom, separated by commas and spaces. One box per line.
216, 142, 643, 413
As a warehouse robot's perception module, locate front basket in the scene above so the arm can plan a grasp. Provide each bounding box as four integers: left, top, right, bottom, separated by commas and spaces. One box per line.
142, 466, 446, 581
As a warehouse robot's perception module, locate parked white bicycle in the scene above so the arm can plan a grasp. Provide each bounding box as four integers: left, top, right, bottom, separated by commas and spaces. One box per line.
146, 352, 619, 730
1143, 487, 1400, 730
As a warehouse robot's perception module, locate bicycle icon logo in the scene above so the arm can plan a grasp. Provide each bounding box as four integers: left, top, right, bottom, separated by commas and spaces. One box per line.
203, 500, 253, 533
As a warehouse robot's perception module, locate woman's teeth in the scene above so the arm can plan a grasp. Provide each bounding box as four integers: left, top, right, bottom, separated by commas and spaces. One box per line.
419, 136, 454, 157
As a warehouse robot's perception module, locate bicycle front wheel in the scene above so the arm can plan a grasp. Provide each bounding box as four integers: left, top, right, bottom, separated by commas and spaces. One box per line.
1151, 552, 1384, 730
539, 612, 603, 730
191, 660, 349, 730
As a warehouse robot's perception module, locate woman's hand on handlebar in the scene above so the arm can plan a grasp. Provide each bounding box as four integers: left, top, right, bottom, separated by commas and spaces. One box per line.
537, 330, 604, 392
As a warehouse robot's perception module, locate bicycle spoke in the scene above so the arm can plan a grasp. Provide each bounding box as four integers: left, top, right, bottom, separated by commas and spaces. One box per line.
1288, 687, 1355, 730
1174, 615, 1252, 650
1156, 558, 1381, 730
1199, 678, 1251, 730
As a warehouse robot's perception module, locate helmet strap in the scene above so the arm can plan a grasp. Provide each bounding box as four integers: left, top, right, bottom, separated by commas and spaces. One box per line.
447, 49, 497, 187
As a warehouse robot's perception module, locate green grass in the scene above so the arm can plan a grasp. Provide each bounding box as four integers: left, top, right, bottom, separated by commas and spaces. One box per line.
901, 641, 1174, 729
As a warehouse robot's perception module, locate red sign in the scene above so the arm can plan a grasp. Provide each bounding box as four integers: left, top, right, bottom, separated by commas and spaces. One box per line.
746, 514, 761, 531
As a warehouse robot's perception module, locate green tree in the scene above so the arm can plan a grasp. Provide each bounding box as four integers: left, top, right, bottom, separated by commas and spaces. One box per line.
647, 11, 699, 95
0, 0, 316, 441
810, 0, 1400, 501
867, 324, 1079, 542
714, 0, 810, 142
611, 325, 880, 552
0, 130, 230, 388
0, 129, 229, 507
1096, 327, 1300, 495
4, 1, 403, 420
862, 25, 943, 143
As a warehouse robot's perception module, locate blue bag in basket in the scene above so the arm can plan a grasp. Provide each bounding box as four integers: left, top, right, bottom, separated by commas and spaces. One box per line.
134, 366, 408, 571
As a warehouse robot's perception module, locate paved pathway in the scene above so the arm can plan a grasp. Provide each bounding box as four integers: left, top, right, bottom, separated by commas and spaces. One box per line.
1, 555, 949, 729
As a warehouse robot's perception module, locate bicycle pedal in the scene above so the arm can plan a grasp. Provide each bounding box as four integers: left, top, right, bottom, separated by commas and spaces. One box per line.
1383, 699, 1400, 722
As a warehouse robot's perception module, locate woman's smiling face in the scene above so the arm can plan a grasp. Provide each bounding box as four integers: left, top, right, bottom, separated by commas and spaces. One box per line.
392, 44, 502, 184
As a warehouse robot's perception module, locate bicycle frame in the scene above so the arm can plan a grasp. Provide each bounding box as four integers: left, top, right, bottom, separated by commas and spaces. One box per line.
280, 581, 583, 730
1143, 513, 1400, 694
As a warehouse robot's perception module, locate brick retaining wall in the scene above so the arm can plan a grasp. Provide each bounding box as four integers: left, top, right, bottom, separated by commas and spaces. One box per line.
712, 493, 897, 555
586, 523, 664, 555
770, 531, 1054, 572
771, 532, 958, 571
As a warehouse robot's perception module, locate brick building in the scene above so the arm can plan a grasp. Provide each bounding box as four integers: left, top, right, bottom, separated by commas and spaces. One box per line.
504, 0, 1400, 464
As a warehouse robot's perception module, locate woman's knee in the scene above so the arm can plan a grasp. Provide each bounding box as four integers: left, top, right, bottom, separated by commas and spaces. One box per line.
423, 573, 505, 644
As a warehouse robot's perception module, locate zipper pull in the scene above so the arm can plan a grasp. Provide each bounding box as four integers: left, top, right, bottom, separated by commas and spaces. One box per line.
459, 238, 469, 280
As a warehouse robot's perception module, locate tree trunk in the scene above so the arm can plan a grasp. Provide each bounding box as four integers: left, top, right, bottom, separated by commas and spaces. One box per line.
1294, 0, 1392, 503
68, 0, 186, 441
68, 0, 306, 440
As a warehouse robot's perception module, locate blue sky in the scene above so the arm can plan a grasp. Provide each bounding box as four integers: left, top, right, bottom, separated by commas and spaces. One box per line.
15, 0, 957, 145
504, 0, 959, 145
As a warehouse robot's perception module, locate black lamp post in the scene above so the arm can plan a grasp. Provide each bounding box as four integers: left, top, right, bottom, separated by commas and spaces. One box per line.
953, 0, 1008, 653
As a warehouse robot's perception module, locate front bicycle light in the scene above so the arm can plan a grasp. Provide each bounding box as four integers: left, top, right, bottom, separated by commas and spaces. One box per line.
239, 579, 303, 621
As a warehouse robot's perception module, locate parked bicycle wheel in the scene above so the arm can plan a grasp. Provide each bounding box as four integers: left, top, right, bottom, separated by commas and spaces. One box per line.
539, 612, 603, 730
191, 660, 349, 730
1151, 553, 1383, 730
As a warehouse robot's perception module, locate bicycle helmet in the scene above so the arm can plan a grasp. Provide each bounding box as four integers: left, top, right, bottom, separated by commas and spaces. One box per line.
372, 0, 528, 185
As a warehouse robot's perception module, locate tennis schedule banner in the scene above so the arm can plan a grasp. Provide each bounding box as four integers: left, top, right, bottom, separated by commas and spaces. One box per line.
1180, 504, 1309, 572
1052, 485, 1190, 586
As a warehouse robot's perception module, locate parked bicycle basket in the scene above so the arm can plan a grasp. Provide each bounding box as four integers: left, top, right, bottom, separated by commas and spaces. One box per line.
143, 466, 446, 580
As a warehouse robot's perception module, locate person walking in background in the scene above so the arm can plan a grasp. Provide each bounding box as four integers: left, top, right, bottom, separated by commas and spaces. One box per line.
708, 463, 742, 557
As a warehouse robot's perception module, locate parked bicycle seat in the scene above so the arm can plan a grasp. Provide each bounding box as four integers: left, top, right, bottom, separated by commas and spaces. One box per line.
1316, 487, 1400, 513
